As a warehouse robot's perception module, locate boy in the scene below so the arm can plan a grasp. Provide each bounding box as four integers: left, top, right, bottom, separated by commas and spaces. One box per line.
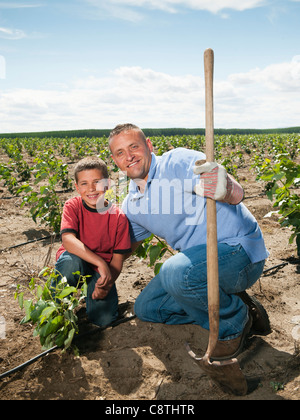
55, 156, 131, 327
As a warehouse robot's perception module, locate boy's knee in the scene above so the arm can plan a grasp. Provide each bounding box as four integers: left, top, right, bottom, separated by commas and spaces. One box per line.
55, 252, 85, 284
86, 284, 119, 327
87, 306, 118, 327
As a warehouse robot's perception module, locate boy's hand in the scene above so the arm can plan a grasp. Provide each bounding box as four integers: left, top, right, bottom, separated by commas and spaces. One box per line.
92, 262, 113, 300
92, 278, 114, 300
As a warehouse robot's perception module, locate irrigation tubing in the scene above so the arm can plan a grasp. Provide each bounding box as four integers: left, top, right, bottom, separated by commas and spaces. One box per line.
0, 235, 55, 253
0, 346, 58, 380
262, 262, 289, 275
0, 315, 136, 381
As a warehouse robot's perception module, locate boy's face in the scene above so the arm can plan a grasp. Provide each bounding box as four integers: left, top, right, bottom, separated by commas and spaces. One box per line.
75, 169, 108, 209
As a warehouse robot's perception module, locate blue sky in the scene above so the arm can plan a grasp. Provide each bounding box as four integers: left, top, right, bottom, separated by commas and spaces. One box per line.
0, 0, 299, 133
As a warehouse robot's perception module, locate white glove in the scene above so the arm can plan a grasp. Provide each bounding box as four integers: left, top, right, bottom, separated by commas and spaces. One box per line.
193, 160, 227, 201
193, 160, 244, 205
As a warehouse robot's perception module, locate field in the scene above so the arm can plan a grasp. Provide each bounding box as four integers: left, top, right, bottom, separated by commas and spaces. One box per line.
0, 133, 299, 401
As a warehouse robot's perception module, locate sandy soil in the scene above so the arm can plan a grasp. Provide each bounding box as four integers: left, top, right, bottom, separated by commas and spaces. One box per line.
0, 152, 299, 401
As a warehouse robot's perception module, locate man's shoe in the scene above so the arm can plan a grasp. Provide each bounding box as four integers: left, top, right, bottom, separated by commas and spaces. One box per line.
236, 291, 271, 336
211, 315, 252, 361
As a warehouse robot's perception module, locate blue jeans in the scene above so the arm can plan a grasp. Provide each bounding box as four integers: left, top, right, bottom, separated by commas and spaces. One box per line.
134, 244, 265, 340
55, 252, 119, 327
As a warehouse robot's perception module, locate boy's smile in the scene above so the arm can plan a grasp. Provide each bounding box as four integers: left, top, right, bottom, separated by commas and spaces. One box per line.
75, 169, 107, 209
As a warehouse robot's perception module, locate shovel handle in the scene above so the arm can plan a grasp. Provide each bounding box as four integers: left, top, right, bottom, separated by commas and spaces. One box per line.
204, 48, 220, 358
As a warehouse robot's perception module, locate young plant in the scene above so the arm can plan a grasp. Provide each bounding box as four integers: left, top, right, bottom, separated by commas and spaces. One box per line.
255, 154, 300, 257
135, 234, 175, 275
15, 268, 88, 354
17, 151, 72, 233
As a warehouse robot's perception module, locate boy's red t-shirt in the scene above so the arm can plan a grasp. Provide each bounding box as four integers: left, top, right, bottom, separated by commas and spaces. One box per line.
56, 196, 132, 268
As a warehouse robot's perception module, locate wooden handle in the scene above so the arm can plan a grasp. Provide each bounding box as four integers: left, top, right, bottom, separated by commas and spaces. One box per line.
204, 48, 215, 162
204, 48, 220, 358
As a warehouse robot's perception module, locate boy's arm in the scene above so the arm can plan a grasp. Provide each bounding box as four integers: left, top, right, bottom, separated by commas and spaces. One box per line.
62, 232, 112, 284
123, 240, 144, 260
92, 253, 124, 300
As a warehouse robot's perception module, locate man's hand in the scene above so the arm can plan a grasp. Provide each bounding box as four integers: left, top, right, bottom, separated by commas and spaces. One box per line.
193, 160, 244, 205
193, 160, 227, 200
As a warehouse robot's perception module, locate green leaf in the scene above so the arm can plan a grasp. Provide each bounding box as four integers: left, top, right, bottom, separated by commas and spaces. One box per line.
20, 300, 34, 324
40, 315, 64, 338
40, 306, 58, 322
37, 285, 43, 299
154, 262, 163, 276
64, 328, 76, 350
18, 292, 24, 310
55, 329, 68, 347
56, 286, 77, 300
64, 310, 78, 324
30, 301, 48, 323
149, 245, 162, 266
81, 282, 88, 298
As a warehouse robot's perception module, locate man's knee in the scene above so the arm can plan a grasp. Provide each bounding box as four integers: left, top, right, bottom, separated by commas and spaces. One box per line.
159, 253, 190, 294
134, 293, 145, 320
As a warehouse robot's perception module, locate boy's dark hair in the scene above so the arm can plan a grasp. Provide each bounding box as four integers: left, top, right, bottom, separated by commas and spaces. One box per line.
74, 157, 108, 183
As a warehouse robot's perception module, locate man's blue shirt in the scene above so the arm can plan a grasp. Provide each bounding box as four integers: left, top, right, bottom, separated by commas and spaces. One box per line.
122, 148, 269, 263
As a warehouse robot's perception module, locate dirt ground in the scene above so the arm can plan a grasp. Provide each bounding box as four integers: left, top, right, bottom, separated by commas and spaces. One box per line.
0, 153, 299, 401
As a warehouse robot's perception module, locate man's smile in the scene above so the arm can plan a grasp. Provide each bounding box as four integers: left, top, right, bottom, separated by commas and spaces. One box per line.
128, 160, 140, 168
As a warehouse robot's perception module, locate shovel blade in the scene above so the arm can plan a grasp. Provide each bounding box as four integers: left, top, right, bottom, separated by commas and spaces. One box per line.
186, 344, 248, 396
198, 358, 248, 396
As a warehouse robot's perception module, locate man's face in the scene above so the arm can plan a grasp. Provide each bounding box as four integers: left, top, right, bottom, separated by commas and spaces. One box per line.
110, 130, 153, 182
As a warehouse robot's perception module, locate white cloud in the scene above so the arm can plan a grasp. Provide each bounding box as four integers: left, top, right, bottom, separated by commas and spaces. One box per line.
0, 27, 27, 40
0, 58, 299, 133
112, 0, 266, 13
0, 2, 43, 9
0, 2, 42, 9
229, 57, 300, 92
83, 0, 267, 21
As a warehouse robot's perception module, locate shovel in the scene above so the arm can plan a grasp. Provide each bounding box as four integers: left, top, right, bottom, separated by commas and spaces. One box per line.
186, 48, 248, 396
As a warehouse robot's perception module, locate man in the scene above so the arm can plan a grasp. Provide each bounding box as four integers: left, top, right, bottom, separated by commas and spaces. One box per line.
109, 123, 270, 360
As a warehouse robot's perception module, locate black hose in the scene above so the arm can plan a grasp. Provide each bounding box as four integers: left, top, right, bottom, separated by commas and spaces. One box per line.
263, 262, 288, 275
0, 235, 54, 253
0, 315, 136, 381
0, 346, 57, 380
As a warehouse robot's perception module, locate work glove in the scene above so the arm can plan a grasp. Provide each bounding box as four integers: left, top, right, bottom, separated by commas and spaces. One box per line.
193, 160, 244, 205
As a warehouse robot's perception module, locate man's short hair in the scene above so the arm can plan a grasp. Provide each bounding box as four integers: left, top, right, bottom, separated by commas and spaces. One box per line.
108, 123, 147, 146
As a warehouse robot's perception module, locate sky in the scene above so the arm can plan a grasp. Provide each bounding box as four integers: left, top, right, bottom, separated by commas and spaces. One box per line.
0, 0, 299, 133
